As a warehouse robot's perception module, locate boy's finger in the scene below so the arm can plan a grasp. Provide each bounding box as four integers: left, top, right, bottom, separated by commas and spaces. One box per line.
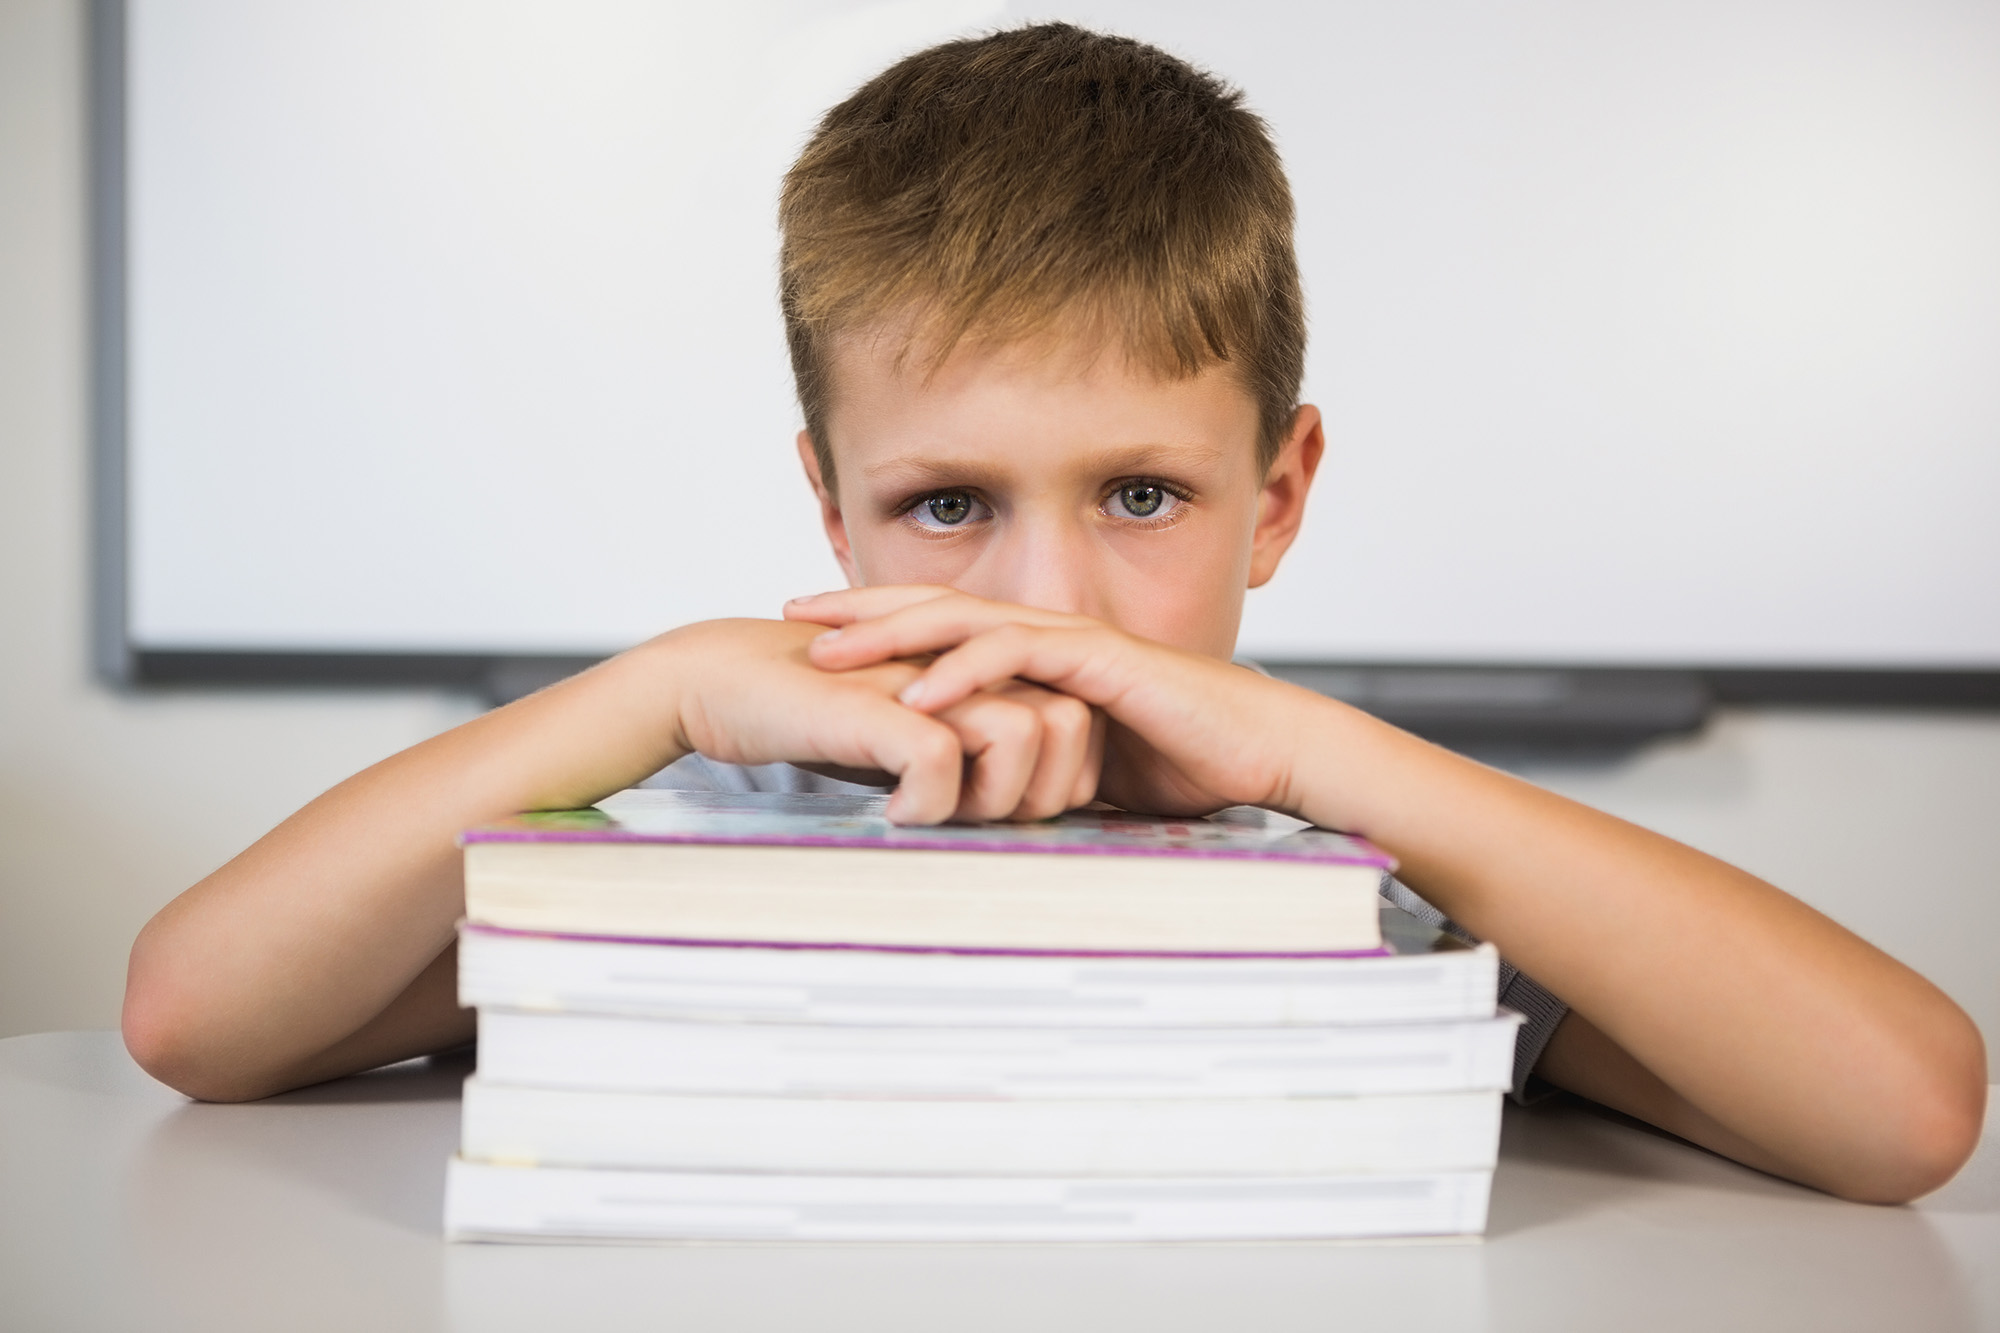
899, 624, 1139, 717
833, 700, 964, 825
936, 692, 1042, 822
783, 585, 956, 627
1071, 710, 1108, 811
998, 683, 1097, 821
808, 595, 1079, 670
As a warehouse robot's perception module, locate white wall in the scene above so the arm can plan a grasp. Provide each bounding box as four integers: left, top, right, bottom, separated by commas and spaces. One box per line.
2, 0, 1994, 1062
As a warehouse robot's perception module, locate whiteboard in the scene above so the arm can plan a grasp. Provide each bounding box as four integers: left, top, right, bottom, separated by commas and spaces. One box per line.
120, 0, 2000, 667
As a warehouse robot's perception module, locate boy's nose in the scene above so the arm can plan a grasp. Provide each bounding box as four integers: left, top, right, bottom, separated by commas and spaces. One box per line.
971, 518, 1109, 620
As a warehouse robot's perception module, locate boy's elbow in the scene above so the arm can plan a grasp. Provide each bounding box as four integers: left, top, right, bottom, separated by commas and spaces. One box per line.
1871, 1074, 1986, 1205
122, 946, 272, 1104
1834, 1021, 1988, 1206
122, 981, 222, 1102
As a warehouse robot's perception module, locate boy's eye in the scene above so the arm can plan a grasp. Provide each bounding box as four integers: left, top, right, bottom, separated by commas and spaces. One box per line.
906, 490, 988, 531
1105, 482, 1184, 522
1118, 484, 1165, 517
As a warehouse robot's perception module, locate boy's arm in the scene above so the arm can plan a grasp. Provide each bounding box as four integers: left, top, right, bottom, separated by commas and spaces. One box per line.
794, 588, 1989, 1203
123, 619, 1100, 1102
121, 647, 667, 1103
1284, 701, 1987, 1203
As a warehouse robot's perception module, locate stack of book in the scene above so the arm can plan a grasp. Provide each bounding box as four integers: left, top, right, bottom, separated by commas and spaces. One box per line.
443, 790, 1519, 1243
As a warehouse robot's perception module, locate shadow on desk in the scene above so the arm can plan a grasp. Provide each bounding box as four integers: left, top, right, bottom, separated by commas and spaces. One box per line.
262, 1047, 478, 1106
1491, 1091, 1805, 1227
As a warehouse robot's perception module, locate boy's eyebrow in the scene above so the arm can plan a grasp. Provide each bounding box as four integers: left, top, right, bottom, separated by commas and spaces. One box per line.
862, 443, 1231, 491
863, 457, 1009, 493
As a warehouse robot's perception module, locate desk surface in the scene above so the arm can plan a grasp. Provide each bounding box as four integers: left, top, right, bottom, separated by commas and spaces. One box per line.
2, 1031, 1994, 1333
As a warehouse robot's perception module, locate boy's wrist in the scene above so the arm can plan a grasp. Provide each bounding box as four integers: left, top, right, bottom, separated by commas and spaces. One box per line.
476, 629, 703, 813
1263, 683, 1415, 834
621, 622, 723, 760
624, 616, 832, 764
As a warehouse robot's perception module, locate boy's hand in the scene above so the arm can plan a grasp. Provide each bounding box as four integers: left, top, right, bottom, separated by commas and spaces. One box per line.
659, 618, 1102, 825
784, 588, 1313, 819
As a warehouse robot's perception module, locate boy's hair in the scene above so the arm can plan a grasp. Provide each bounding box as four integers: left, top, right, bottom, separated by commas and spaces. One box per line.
780, 22, 1304, 489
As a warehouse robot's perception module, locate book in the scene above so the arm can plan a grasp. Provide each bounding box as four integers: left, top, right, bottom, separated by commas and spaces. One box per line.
460, 790, 1394, 955
443, 1159, 1494, 1243
456, 904, 1498, 1028
458, 1081, 1502, 1176
471, 1007, 1523, 1099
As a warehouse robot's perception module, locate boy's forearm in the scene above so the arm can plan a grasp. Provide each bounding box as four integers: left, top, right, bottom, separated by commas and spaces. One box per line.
123, 636, 697, 1101
1282, 696, 1986, 1201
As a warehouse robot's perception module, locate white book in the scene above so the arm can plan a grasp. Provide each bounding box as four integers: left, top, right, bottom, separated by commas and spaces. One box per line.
459, 1081, 1504, 1176
456, 909, 1498, 1029
473, 1008, 1524, 1099
444, 1159, 1494, 1243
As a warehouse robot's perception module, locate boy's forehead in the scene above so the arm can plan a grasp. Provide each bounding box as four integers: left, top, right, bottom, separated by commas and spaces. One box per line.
821, 322, 1261, 472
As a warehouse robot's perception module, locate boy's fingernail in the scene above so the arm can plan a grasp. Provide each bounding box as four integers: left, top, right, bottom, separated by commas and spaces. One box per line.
899, 679, 927, 706
814, 628, 842, 645
789, 592, 829, 604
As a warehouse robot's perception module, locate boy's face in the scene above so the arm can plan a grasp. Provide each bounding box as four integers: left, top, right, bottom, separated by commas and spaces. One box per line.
798, 330, 1322, 660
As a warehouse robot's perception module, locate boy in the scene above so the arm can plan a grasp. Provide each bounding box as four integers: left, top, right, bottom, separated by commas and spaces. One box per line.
123, 23, 1982, 1203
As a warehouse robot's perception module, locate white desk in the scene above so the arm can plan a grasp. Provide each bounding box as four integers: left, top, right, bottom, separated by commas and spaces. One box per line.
2, 1031, 1993, 1332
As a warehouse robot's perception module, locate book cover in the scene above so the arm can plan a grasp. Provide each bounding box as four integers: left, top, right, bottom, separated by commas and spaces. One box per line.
463, 788, 1394, 871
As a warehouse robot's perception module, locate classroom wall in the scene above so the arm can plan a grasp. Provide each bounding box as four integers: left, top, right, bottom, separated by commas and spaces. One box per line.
3, 0, 1995, 1062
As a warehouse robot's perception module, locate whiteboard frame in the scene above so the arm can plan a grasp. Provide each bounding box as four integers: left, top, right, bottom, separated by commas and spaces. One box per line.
87, 0, 2000, 744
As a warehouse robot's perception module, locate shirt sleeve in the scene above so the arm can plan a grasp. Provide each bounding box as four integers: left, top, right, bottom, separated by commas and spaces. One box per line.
639, 754, 891, 796
1378, 875, 1569, 1103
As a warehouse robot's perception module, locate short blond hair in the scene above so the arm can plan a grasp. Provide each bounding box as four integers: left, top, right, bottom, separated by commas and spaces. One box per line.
779, 22, 1305, 489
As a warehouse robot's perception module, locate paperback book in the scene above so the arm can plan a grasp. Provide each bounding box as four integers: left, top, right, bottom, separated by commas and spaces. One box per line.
461, 790, 1396, 955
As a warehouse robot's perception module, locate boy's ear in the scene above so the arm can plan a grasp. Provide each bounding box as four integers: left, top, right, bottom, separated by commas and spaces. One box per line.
797, 431, 862, 587
1247, 405, 1325, 589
